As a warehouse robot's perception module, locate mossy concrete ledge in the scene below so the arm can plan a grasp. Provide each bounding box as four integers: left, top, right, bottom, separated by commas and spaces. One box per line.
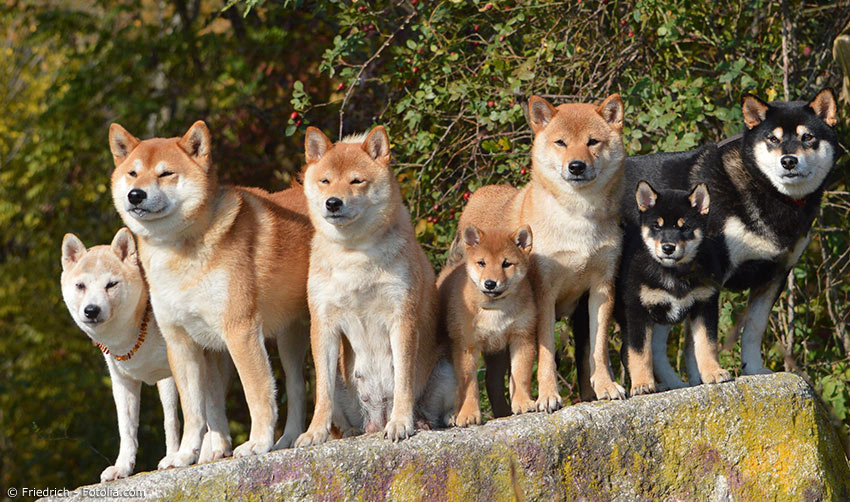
46, 373, 849, 501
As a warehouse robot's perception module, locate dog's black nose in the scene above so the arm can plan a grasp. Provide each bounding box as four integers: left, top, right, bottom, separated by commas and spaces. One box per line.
781, 155, 798, 170
568, 161, 587, 175
84, 304, 101, 320
484, 280, 497, 290
325, 197, 343, 213
661, 244, 676, 255
127, 189, 147, 205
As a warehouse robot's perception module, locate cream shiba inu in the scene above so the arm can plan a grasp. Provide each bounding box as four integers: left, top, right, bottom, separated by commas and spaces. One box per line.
438, 223, 537, 426
295, 126, 453, 446
459, 94, 628, 408
108, 121, 312, 467
61, 228, 180, 482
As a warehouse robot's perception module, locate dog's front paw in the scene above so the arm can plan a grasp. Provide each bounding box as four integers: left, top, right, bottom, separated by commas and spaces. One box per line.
453, 409, 481, 427
702, 368, 733, 384
536, 392, 562, 413
511, 397, 537, 415
233, 438, 273, 458
100, 462, 133, 482
742, 364, 772, 376
295, 427, 330, 448
158, 450, 198, 469
384, 418, 414, 442
593, 378, 627, 400
198, 431, 232, 464
630, 382, 656, 396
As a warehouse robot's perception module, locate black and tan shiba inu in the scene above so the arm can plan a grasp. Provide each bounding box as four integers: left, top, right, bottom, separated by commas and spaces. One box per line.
626, 89, 839, 377
615, 179, 730, 394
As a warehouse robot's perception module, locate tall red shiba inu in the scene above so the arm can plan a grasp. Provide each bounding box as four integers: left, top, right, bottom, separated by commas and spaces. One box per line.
109, 121, 312, 467
438, 223, 537, 426
457, 95, 627, 408
295, 126, 453, 446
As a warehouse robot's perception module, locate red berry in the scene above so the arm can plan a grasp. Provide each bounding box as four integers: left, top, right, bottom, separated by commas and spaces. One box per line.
336, 82, 344, 91
620, 19, 627, 26
803, 46, 811, 56
484, 3, 492, 10
474, 25, 480, 31
432, 203, 441, 211
295, 119, 302, 126
463, 191, 471, 201
290, 112, 299, 120
412, 0, 418, 4
417, 48, 423, 54
412, 66, 418, 73
628, 30, 633, 37
520, 168, 527, 175
488, 100, 495, 107
358, 5, 366, 11
499, 35, 505, 41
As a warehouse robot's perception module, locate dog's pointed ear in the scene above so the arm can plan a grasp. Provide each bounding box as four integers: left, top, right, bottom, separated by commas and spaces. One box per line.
528, 96, 557, 134
689, 183, 710, 215
111, 227, 137, 264
109, 123, 140, 167
598, 94, 624, 130
178, 120, 212, 171
635, 181, 658, 212
362, 126, 391, 163
808, 88, 837, 127
305, 127, 332, 164
741, 94, 769, 129
513, 225, 533, 253
463, 225, 481, 247
61, 233, 86, 271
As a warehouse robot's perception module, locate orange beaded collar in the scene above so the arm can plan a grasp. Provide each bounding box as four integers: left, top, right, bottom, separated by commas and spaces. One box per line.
96, 301, 151, 362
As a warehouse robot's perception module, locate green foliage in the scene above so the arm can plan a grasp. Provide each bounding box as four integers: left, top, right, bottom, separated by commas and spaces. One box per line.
1, 0, 849, 492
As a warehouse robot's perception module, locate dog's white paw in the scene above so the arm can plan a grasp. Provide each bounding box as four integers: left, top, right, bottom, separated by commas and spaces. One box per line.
384, 418, 414, 442
198, 432, 232, 464
100, 463, 133, 483
157, 450, 198, 469
703, 368, 733, 384
294, 427, 330, 448
594, 379, 627, 400
511, 397, 537, 415
273, 431, 300, 450
742, 364, 772, 376
535, 392, 562, 413
233, 439, 273, 458
630, 382, 656, 396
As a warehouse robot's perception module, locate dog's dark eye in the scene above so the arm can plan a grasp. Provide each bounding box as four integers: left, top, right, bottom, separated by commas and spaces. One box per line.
767, 134, 780, 145
587, 138, 599, 146
128, 171, 137, 178
76, 283, 85, 290
159, 171, 174, 178
350, 178, 364, 185
801, 133, 814, 143
651, 223, 662, 231
477, 260, 486, 268
502, 260, 512, 268
554, 139, 567, 147
320, 178, 330, 185
106, 281, 119, 290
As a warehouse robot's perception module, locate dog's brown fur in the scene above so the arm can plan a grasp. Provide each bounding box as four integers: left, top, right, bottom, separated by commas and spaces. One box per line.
438, 223, 537, 427
109, 121, 312, 467
454, 95, 627, 409
295, 126, 447, 446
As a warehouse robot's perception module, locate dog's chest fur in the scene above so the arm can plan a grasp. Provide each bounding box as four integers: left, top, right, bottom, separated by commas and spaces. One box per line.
470, 298, 534, 353
309, 233, 411, 359
143, 246, 232, 351
105, 321, 172, 385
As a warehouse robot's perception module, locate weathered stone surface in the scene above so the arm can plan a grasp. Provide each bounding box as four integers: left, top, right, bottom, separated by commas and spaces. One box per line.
45, 373, 850, 501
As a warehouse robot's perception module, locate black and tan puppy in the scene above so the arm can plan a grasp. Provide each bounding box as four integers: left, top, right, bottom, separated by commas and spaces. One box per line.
616, 180, 729, 394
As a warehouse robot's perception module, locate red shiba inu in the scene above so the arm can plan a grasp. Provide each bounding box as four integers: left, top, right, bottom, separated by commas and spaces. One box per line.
109, 121, 312, 467
295, 126, 453, 446
438, 223, 537, 426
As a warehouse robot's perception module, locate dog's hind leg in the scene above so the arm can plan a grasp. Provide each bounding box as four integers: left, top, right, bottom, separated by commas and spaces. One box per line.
651, 324, 687, 390
740, 276, 786, 376
483, 350, 510, 418
156, 376, 181, 457
690, 295, 732, 385
588, 281, 626, 400
274, 319, 309, 449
